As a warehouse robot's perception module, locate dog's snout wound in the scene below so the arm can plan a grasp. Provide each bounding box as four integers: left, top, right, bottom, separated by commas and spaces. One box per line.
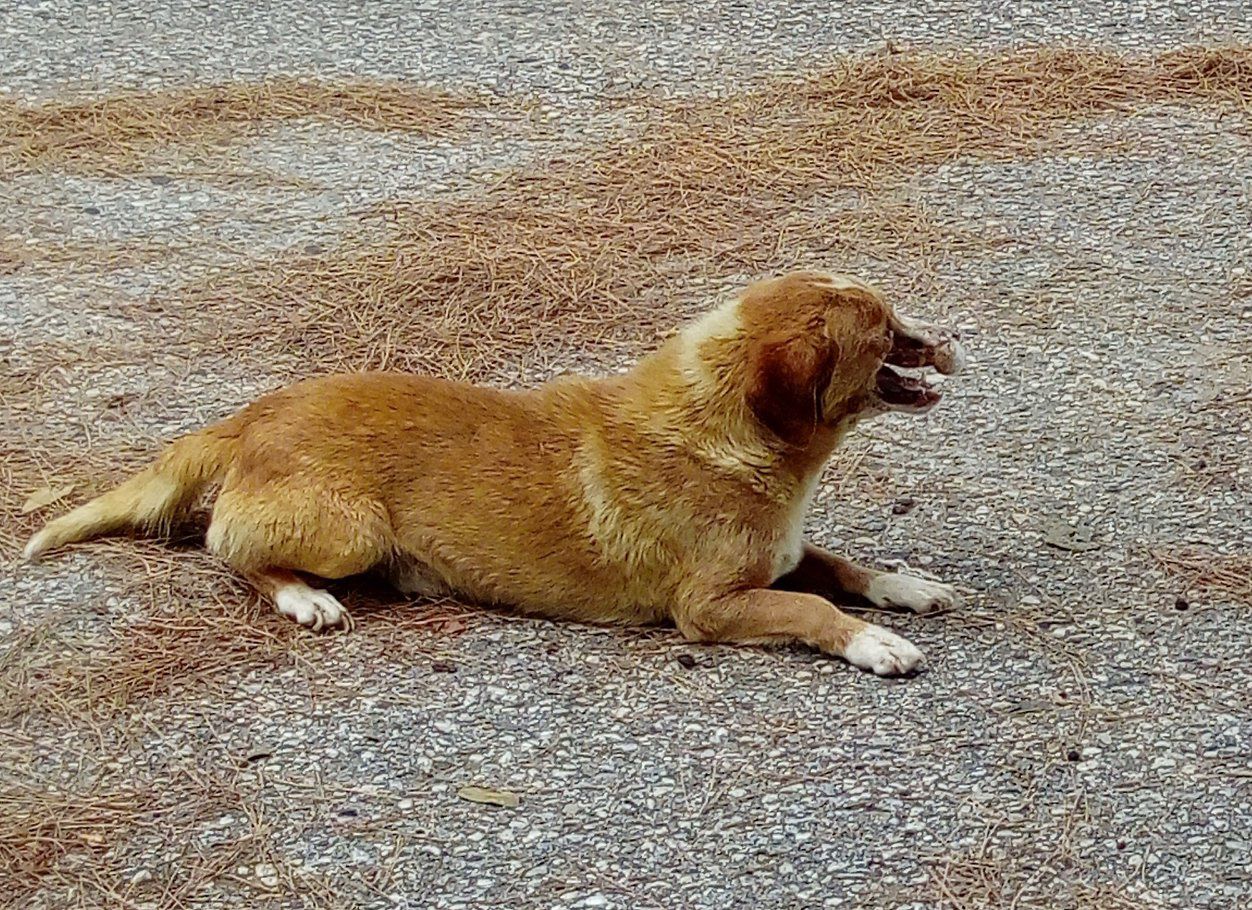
932, 337, 966, 375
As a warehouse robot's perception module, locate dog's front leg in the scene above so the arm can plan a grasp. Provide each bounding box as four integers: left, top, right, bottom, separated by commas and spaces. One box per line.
775, 542, 960, 614
675, 589, 923, 676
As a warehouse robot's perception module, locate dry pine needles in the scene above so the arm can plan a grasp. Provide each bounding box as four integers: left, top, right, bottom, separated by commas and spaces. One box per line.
159, 46, 1252, 381
2, 44, 1251, 907
0, 78, 484, 176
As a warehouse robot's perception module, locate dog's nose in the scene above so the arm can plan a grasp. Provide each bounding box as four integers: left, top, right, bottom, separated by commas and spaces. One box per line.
935, 338, 967, 375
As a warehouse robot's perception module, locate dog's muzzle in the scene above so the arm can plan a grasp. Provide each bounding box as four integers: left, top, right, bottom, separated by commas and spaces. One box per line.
874, 314, 966, 413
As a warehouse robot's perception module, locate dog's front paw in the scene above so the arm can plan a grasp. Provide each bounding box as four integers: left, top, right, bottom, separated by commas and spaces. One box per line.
274, 586, 354, 632
843, 624, 924, 676
866, 572, 960, 614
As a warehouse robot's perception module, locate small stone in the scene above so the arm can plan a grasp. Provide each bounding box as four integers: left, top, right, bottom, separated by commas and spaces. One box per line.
255, 863, 279, 888
432, 660, 457, 673
675, 653, 697, 669
1174, 596, 1190, 611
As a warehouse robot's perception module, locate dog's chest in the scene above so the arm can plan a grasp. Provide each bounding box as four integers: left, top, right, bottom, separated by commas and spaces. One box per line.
767, 473, 821, 580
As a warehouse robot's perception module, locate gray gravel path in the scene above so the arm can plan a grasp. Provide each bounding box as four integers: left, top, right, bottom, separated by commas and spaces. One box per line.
3, 3, 1251, 909
1, 0, 1249, 102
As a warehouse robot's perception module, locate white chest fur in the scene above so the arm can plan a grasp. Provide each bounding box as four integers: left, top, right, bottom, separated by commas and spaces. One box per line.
769, 472, 820, 580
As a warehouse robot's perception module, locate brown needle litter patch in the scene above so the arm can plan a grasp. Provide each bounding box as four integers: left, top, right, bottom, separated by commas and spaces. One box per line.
5, 45, 1252, 726
1153, 548, 1252, 606
0, 777, 162, 907
0, 78, 487, 177
149, 46, 1252, 385
1, 540, 294, 724
0, 762, 356, 909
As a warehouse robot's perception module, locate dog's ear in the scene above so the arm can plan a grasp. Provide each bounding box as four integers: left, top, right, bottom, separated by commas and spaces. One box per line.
746, 334, 838, 447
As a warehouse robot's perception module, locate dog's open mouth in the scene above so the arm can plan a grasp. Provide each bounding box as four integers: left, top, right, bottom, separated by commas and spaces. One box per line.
873, 313, 966, 414
875, 364, 942, 413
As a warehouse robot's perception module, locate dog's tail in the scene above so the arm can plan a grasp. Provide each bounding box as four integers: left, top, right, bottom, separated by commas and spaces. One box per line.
23, 428, 237, 561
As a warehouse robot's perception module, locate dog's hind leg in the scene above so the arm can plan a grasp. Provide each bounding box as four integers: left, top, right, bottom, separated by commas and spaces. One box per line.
206, 478, 393, 632
245, 567, 354, 633
775, 542, 960, 614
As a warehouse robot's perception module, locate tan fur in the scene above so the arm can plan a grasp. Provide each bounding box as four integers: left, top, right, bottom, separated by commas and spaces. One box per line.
25, 271, 964, 676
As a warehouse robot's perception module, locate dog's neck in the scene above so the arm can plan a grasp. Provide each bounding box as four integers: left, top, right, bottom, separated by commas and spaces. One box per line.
612, 334, 849, 498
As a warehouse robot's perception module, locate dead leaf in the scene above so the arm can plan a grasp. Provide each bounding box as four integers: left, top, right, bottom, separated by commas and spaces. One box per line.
457, 785, 520, 808
21, 484, 74, 514
1042, 519, 1099, 552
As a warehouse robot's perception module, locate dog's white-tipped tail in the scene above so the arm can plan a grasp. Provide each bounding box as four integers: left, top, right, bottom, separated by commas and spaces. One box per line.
23, 432, 233, 561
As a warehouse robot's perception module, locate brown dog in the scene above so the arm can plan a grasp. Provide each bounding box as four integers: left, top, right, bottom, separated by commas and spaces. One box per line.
26, 271, 966, 675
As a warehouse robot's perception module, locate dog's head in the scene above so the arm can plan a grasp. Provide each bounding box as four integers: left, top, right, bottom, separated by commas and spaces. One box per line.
685, 271, 966, 448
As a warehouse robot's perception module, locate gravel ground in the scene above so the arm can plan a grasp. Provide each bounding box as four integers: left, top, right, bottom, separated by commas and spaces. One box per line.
3, 3, 1251, 909
0, 0, 1249, 102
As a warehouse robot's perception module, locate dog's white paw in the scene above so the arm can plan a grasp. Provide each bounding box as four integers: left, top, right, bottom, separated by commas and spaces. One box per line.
866, 572, 960, 614
843, 624, 925, 676
274, 584, 353, 632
